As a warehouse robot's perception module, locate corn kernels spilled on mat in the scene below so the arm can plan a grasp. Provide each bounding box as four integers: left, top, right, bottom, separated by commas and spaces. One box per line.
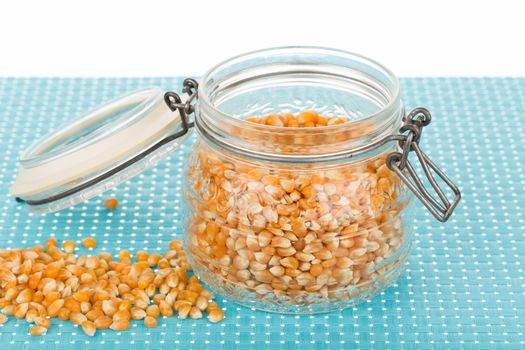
0, 237, 224, 337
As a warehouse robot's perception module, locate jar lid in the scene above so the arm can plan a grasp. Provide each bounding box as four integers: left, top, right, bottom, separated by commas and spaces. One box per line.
10, 87, 192, 214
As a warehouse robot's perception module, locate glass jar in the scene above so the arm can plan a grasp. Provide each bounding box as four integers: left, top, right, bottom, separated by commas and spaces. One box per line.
183, 47, 413, 313
11, 46, 460, 314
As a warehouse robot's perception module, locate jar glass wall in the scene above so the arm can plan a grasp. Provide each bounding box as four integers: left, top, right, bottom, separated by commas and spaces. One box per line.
183, 47, 415, 313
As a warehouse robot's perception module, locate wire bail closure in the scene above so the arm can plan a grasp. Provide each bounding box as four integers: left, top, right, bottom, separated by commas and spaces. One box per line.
387, 108, 461, 222
164, 78, 199, 133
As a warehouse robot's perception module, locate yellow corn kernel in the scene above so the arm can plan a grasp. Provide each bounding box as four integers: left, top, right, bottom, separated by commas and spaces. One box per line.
118, 250, 131, 261
86, 309, 104, 321
57, 308, 71, 321
136, 250, 148, 261
44, 291, 61, 304
15, 288, 33, 304
146, 305, 160, 318
189, 307, 203, 319
153, 294, 165, 305
177, 304, 191, 320
119, 299, 131, 311
173, 300, 192, 311
62, 240, 76, 253
177, 290, 198, 304
29, 325, 47, 336
317, 116, 328, 126
102, 299, 118, 316
33, 316, 51, 328
98, 252, 112, 262
104, 197, 119, 210
304, 121, 315, 127
208, 309, 225, 323
159, 300, 173, 317
113, 310, 130, 322
82, 237, 97, 249
82, 320, 97, 336
94, 315, 112, 329
70, 311, 87, 325
157, 258, 170, 269
288, 119, 299, 127
131, 307, 147, 320
25, 309, 38, 323
147, 253, 161, 267
110, 319, 130, 331
206, 302, 220, 313
14, 303, 29, 319
297, 110, 318, 125
144, 316, 158, 328
45, 237, 57, 247
73, 291, 91, 303
266, 114, 284, 127
80, 302, 91, 316
2, 305, 15, 316
137, 273, 154, 289
168, 240, 183, 251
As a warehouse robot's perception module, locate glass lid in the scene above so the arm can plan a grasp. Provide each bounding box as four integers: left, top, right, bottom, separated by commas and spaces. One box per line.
11, 87, 190, 214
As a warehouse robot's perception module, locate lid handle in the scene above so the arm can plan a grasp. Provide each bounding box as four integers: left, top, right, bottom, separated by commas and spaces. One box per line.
163, 78, 198, 136
164, 78, 199, 116
387, 108, 461, 222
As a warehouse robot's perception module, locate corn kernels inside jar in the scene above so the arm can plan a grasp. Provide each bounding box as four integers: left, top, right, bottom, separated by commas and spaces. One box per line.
185, 111, 414, 313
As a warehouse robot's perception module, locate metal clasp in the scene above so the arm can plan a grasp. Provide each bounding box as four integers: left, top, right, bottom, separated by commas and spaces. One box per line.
387, 108, 461, 222
164, 78, 199, 136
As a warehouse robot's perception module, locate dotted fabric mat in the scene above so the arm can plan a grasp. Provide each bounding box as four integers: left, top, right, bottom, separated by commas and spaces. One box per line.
0, 77, 524, 350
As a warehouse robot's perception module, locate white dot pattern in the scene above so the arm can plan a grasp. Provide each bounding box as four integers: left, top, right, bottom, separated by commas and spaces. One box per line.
0, 77, 523, 349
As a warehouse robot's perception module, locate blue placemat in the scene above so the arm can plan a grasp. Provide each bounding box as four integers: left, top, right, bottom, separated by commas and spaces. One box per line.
0, 77, 524, 350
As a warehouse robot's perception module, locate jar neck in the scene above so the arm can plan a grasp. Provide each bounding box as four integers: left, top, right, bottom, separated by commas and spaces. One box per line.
195, 47, 403, 163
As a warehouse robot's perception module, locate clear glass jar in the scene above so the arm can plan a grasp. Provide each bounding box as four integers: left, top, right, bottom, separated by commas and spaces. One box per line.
183, 47, 415, 313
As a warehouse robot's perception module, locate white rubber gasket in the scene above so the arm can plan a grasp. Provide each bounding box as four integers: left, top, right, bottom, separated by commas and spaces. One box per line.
11, 87, 186, 213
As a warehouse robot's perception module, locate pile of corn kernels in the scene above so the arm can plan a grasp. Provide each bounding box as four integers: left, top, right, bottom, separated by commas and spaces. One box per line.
245, 111, 348, 127
186, 111, 407, 306
0, 237, 224, 337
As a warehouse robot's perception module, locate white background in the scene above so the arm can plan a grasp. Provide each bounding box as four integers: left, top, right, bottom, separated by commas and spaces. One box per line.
0, 0, 523, 77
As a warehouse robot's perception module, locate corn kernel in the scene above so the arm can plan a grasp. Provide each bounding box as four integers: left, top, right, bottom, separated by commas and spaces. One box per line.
146, 305, 160, 318
208, 309, 224, 323
82, 320, 96, 336
136, 250, 148, 261
62, 240, 76, 253
94, 315, 112, 329
29, 325, 47, 336
35, 316, 51, 328
110, 319, 130, 331
144, 316, 157, 328
45, 237, 57, 247
82, 237, 97, 249
104, 197, 119, 210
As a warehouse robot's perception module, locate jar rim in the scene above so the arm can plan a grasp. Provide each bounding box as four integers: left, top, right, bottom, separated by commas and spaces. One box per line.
196, 46, 403, 161
199, 46, 401, 131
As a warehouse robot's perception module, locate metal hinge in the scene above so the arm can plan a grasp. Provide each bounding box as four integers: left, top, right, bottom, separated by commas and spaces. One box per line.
164, 78, 199, 135
386, 108, 461, 222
